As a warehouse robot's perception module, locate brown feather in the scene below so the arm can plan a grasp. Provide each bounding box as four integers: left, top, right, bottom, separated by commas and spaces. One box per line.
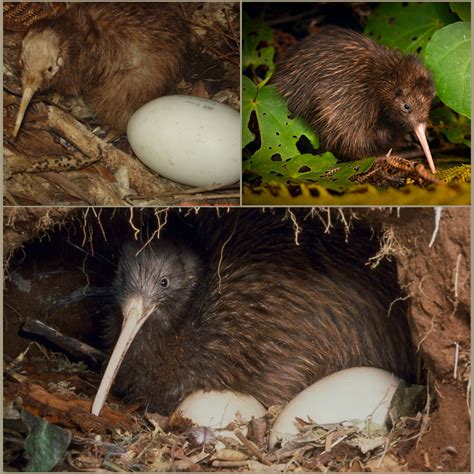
18, 3, 190, 133
273, 26, 435, 160
104, 210, 415, 414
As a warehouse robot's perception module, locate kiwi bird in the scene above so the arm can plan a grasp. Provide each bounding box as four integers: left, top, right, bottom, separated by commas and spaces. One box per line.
13, 3, 190, 138
91, 210, 415, 416
273, 26, 437, 173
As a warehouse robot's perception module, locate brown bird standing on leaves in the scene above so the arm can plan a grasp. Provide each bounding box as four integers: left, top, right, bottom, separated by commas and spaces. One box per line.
13, 3, 190, 138
273, 26, 437, 173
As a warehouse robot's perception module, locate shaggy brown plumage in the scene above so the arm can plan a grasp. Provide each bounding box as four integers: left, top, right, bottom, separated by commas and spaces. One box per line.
105, 209, 415, 414
273, 27, 435, 168
15, 3, 190, 135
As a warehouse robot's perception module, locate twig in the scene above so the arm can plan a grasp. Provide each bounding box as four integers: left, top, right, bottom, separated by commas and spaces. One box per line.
5, 145, 101, 174
232, 425, 271, 466
47, 106, 187, 200
376, 438, 391, 469
173, 192, 240, 202
265, 7, 320, 26
22, 318, 106, 362
267, 445, 314, 463
162, 183, 239, 196
211, 460, 250, 468
36, 172, 95, 204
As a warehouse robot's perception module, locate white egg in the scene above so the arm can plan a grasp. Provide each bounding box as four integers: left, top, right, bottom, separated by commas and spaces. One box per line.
177, 390, 266, 434
127, 95, 240, 187
269, 367, 401, 449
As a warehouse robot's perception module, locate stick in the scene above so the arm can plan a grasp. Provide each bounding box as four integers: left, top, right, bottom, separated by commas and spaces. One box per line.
232, 425, 271, 466
22, 318, 106, 362
4, 146, 101, 174
211, 460, 250, 468
47, 106, 188, 200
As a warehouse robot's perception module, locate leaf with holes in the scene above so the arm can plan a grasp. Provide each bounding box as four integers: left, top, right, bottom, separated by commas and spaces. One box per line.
284, 154, 375, 192
450, 2, 471, 21
243, 84, 319, 177
286, 156, 374, 192
242, 14, 275, 87
284, 153, 337, 179
425, 22, 471, 118
311, 158, 376, 191
364, 3, 458, 56
242, 75, 258, 148
245, 149, 375, 192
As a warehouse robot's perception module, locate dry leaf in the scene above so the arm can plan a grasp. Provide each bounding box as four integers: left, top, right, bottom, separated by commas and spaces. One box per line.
213, 448, 249, 462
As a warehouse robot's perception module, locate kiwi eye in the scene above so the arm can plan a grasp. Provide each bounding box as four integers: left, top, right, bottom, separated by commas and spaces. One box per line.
403, 103, 410, 112
160, 277, 169, 288
47, 66, 53, 73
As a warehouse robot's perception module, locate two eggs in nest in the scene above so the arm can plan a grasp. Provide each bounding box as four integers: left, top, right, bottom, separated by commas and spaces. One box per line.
178, 367, 401, 449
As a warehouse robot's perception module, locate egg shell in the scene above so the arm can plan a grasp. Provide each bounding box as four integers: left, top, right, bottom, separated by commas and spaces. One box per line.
270, 367, 401, 449
127, 95, 240, 187
177, 390, 266, 433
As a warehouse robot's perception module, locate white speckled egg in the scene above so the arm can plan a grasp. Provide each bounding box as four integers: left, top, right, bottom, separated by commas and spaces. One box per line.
270, 367, 400, 449
127, 95, 240, 187
177, 390, 266, 433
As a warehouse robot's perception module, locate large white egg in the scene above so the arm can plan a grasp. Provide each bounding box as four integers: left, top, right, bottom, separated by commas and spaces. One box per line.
269, 367, 400, 449
177, 390, 266, 432
127, 95, 240, 187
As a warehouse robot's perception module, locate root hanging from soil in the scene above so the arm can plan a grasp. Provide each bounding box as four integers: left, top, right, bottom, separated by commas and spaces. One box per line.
367, 225, 410, 269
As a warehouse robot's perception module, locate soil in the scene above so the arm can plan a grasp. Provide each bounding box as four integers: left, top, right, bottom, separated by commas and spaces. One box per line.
389, 208, 471, 472
3, 207, 471, 472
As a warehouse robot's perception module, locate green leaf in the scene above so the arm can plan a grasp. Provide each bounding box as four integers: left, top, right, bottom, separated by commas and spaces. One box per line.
243, 84, 319, 177
281, 155, 375, 192
364, 3, 458, 56
450, 2, 471, 21
242, 8, 469, 198
242, 14, 275, 87
22, 410, 71, 472
310, 158, 376, 191
285, 153, 337, 179
425, 22, 471, 118
242, 76, 258, 148
431, 105, 471, 147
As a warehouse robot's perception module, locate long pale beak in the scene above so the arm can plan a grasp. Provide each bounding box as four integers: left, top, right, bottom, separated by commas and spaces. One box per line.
13, 86, 36, 138
91, 296, 156, 416
414, 122, 436, 174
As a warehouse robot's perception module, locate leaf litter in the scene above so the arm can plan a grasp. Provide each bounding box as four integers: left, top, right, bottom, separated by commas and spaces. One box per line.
4, 342, 429, 472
